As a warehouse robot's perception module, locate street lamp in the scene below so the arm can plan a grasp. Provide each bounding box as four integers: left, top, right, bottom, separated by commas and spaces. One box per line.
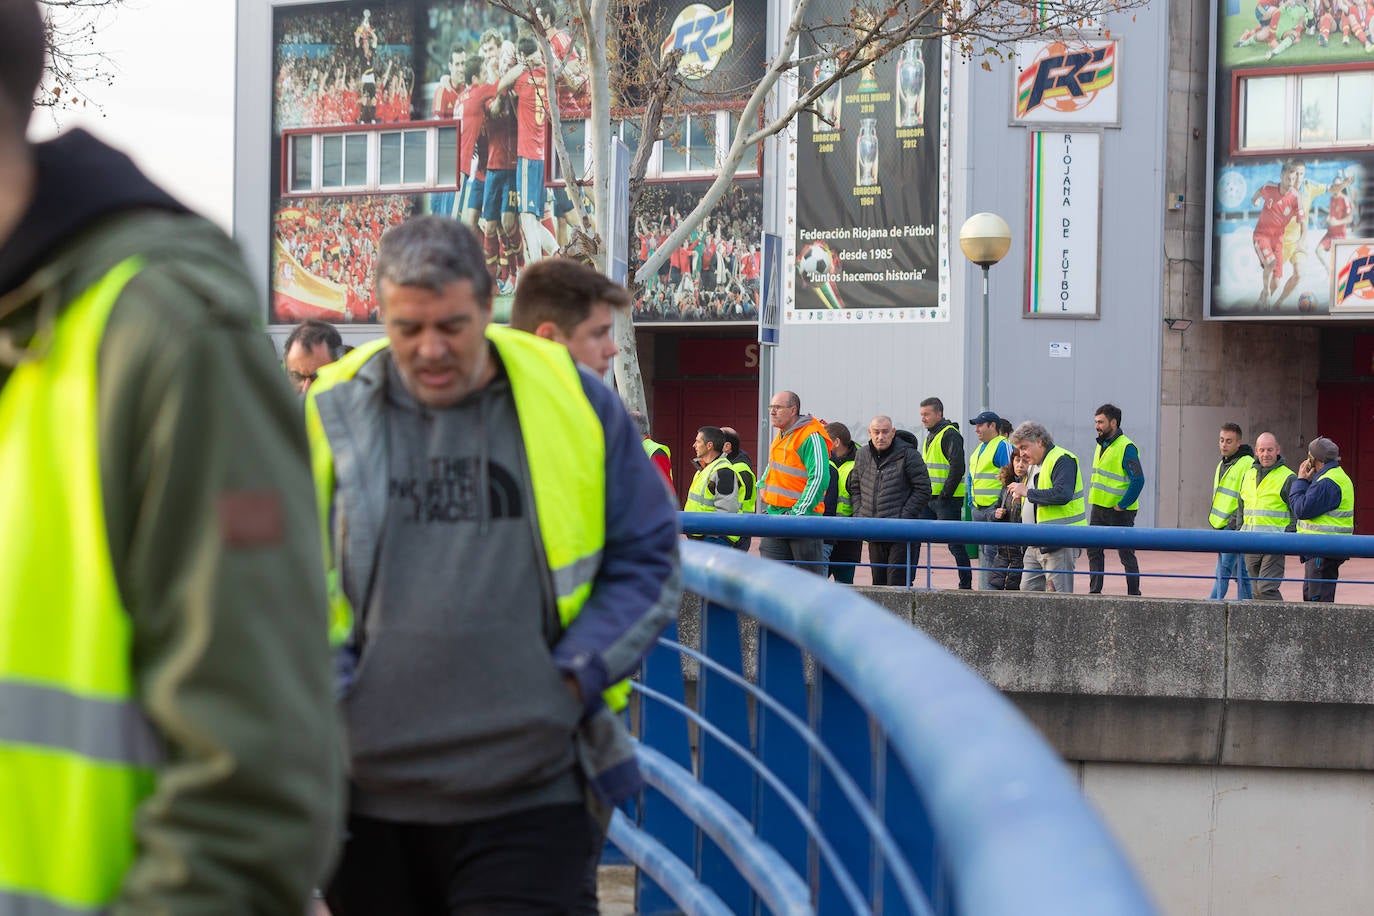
959, 213, 1012, 411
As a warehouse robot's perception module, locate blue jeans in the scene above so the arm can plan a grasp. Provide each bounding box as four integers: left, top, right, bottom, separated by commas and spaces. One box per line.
1210, 552, 1252, 599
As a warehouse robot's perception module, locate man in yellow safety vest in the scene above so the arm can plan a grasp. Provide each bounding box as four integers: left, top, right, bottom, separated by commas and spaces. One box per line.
1290, 436, 1355, 602
1239, 432, 1296, 600
1008, 421, 1088, 593
307, 217, 680, 913
0, 4, 343, 910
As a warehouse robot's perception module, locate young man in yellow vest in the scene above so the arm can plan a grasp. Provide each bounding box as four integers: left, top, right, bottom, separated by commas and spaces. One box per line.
1290, 436, 1355, 602
826, 421, 864, 583
1239, 432, 1296, 600
919, 397, 972, 588
1209, 422, 1255, 600
967, 410, 1013, 589
307, 217, 681, 914
759, 389, 831, 574
1087, 403, 1146, 596
1008, 421, 1087, 592
0, 4, 343, 910
722, 425, 757, 551
684, 425, 741, 546
509, 256, 628, 378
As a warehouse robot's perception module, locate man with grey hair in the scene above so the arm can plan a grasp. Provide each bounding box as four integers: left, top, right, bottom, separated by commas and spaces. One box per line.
307, 215, 681, 913
1008, 421, 1087, 592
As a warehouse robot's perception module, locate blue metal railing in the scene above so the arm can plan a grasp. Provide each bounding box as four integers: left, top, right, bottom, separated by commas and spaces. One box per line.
610, 540, 1156, 915
679, 514, 1374, 589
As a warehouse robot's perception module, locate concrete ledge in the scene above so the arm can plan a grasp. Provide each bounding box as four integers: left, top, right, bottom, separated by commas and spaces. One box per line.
674, 588, 1374, 770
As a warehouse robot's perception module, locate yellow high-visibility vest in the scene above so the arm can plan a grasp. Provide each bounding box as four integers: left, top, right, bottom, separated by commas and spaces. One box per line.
1296, 466, 1354, 536
0, 257, 163, 913
1090, 434, 1140, 511
1034, 446, 1087, 526
307, 326, 628, 709
1210, 454, 1255, 530
685, 454, 740, 542
923, 424, 967, 497
1240, 464, 1296, 532
968, 436, 1007, 508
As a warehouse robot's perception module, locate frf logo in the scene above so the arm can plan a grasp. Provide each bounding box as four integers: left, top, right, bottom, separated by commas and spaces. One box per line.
1336, 245, 1374, 306
1016, 42, 1115, 116
661, 2, 734, 79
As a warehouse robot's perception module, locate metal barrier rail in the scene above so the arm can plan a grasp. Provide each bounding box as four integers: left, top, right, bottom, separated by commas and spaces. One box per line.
678, 514, 1374, 557
609, 540, 1156, 915
680, 515, 1374, 592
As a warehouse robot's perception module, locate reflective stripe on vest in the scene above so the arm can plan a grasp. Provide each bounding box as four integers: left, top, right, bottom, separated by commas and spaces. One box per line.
685, 455, 740, 542
1090, 434, 1139, 510
1240, 464, 1295, 531
1210, 454, 1255, 529
307, 327, 624, 707
760, 418, 831, 513
922, 424, 967, 497
969, 436, 1007, 507
1296, 466, 1355, 535
837, 457, 856, 516
731, 460, 756, 514
1035, 446, 1087, 525
0, 257, 163, 913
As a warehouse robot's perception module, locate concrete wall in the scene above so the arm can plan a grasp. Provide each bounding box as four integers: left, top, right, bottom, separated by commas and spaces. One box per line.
1157, 0, 1321, 529
1082, 761, 1374, 916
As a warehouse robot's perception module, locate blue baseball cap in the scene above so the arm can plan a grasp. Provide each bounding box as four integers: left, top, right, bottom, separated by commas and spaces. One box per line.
969, 410, 1001, 426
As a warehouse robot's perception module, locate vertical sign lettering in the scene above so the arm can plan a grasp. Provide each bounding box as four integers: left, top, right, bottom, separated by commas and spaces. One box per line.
1026, 130, 1101, 317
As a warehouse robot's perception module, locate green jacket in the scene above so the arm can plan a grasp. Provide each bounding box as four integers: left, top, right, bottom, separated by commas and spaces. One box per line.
0, 132, 343, 914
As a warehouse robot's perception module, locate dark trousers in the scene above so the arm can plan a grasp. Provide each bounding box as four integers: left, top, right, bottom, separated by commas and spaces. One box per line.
325, 804, 595, 916
1303, 556, 1346, 602
828, 539, 863, 584
924, 497, 971, 588
1087, 504, 1140, 595
760, 535, 825, 575
868, 540, 920, 586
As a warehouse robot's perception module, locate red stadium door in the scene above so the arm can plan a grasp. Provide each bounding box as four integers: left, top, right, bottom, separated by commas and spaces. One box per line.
1317, 379, 1372, 534
650, 336, 760, 507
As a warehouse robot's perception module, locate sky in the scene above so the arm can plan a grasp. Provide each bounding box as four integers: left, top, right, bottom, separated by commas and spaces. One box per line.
29, 0, 238, 231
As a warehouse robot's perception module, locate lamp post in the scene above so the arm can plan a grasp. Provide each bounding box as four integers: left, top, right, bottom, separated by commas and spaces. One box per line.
959, 213, 1012, 411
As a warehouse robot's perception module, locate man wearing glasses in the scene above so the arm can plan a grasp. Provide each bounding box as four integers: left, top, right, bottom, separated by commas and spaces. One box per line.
284, 318, 345, 394
759, 390, 831, 573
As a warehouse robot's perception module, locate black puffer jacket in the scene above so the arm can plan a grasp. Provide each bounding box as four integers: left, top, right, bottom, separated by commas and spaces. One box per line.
849, 429, 931, 520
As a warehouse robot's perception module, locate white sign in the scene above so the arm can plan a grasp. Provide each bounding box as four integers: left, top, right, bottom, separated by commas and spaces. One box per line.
1011, 38, 1120, 128
1048, 341, 1072, 358
1026, 130, 1101, 318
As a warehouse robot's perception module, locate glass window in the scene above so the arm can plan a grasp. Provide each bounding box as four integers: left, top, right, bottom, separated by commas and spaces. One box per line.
437, 126, 458, 185
344, 134, 368, 186
1338, 72, 1374, 144
290, 135, 312, 192
1241, 76, 1287, 149
1300, 75, 1337, 146
686, 115, 716, 171
619, 119, 642, 163
660, 117, 688, 173
380, 131, 402, 185
403, 129, 427, 183
558, 119, 588, 180
321, 134, 343, 187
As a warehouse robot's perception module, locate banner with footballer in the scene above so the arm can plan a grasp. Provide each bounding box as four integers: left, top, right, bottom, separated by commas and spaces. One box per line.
268, 0, 766, 326
1209, 0, 1374, 318
786, 8, 951, 324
